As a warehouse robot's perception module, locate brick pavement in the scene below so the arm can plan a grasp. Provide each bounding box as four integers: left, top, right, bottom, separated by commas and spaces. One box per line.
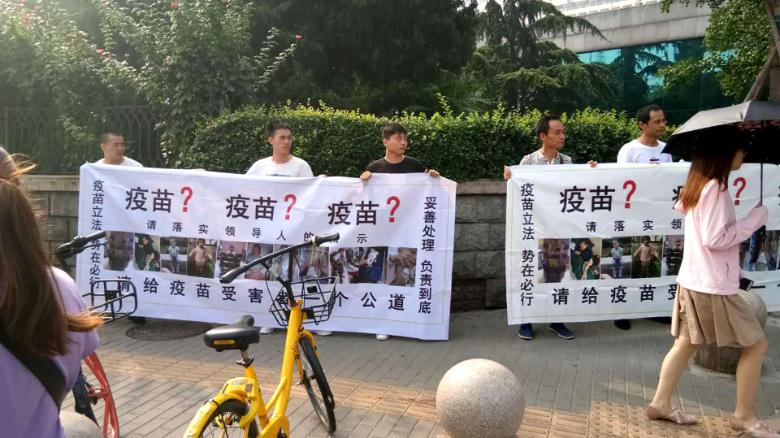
64, 310, 780, 437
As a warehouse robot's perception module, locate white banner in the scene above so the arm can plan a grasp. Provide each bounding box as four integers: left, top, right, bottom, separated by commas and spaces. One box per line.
506, 163, 780, 324
76, 164, 456, 340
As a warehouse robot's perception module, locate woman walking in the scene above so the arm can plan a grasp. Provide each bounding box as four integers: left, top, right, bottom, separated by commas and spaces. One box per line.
646, 143, 778, 437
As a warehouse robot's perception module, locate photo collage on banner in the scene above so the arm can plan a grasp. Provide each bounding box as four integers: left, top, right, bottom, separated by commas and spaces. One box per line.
538, 235, 677, 283
104, 234, 420, 289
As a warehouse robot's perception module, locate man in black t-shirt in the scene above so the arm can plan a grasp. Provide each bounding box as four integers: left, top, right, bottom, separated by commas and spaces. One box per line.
360, 123, 439, 180
360, 123, 439, 341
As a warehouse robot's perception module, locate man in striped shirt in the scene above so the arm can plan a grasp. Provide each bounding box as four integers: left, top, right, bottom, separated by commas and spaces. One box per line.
504, 114, 595, 341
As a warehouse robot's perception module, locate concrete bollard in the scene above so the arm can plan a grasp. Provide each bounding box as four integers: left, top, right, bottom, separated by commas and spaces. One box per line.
436, 359, 525, 438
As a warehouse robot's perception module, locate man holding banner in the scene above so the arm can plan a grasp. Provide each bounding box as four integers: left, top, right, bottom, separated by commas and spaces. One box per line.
361, 122, 440, 341
505, 114, 578, 340
246, 120, 321, 335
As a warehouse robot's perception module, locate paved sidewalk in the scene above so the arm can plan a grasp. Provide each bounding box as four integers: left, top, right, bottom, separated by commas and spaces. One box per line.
64, 310, 780, 437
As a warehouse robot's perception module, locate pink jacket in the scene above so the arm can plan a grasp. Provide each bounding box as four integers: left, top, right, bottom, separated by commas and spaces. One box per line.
675, 179, 768, 295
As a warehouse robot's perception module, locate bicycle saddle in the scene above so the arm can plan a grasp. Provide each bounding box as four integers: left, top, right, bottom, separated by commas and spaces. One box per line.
203, 315, 259, 352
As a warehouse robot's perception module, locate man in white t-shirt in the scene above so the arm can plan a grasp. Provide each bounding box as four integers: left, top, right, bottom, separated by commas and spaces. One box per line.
94, 132, 145, 324
95, 132, 143, 167
616, 105, 672, 164
247, 121, 322, 335
246, 121, 313, 177
615, 105, 671, 332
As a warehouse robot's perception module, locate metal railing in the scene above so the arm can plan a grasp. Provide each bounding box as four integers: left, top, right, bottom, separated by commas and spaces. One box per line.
1, 105, 163, 173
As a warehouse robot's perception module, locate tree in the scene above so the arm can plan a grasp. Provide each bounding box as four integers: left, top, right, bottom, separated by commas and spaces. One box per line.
0, 0, 297, 168
659, 0, 771, 100
476, 0, 618, 112
0, 0, 138, 169
252, 0, 479, 113
96, 0, 297, 162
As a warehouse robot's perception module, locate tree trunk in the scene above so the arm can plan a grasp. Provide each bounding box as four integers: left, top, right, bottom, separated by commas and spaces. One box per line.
767, 0, 780, 102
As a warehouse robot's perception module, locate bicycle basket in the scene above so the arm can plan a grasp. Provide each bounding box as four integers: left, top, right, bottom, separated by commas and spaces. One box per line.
268, 276, 337, 327
84, 279, 138, 322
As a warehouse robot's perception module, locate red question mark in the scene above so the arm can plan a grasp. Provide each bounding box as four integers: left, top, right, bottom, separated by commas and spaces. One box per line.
623, 180, 637, 208
284, 194, 297, 220
733, 177, 746, 205
180, 186, 193, 212
386, 196, 400, 223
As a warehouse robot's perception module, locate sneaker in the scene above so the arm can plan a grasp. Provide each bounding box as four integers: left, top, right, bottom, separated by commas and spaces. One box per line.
547, 323, 574, 340
128, 316, 147, 324
317, 331, 333, 336
518, 324, 534, 340
375, 334, 389, 341
614, 319, 632, 330
259, 327, 275, 334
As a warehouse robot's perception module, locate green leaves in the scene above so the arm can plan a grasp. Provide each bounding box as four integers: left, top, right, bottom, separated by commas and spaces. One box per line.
658, 0, 770, 101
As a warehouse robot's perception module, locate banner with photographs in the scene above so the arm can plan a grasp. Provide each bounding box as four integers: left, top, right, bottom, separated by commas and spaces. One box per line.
76, 164, 456, 340
506, 163, 780, 324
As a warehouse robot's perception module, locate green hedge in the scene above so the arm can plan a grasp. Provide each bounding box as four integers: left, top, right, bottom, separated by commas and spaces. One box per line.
181, 104, 643, 181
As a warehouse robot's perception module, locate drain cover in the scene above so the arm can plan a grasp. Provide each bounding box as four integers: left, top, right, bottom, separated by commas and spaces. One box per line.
126, 319, 212, 341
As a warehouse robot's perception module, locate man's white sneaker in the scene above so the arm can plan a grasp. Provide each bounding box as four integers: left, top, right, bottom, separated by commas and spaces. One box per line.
259, 327, 275, 334
375, 334, 389, 341
317, 331, 333, 336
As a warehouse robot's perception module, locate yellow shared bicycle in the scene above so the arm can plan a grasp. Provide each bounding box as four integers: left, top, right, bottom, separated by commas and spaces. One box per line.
184, 233, 340, 438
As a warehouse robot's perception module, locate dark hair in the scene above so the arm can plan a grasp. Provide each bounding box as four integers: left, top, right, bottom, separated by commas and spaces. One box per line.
636, 105, 662, 124
382, 122, 407, 140
100, 132, 123, 144
680, 142, 742, 210
0, 158, 102, 356
267, 120, 292, 137
641, 236, 651, 243
535, 114, 562, 137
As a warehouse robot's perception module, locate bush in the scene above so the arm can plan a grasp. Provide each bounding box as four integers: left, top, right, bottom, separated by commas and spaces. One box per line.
184, 104, 642, 181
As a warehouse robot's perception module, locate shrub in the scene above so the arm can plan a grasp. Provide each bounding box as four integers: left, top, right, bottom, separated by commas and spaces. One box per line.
184, 104, 643, 181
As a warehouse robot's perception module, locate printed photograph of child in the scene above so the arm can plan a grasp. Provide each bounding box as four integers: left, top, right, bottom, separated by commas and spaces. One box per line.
386, 247, 417, 287
245, 243, 274, 280
537, 239, 570, 283
600, 237, 632, 279
103, 231, 134, 271
740, 229, 780, 272
134, 234, 161, 272
631, 235, 662, 278
187, 238, 217, 278
662, 235, 684, 276
216, 240, 248, 278
160, 237, 188, 274
570, 238, 602, 280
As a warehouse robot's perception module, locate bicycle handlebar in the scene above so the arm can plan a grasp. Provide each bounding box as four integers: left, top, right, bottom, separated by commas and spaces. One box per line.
314, 233, 339, 246
55, 231, 107, 257
219, 233, 340, 284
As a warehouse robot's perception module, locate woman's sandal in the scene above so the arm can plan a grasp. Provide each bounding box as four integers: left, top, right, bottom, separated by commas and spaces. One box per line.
729, 417, 780, 438
646, 406, 698, 425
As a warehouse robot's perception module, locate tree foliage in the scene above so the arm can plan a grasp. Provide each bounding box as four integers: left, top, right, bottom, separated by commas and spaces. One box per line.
472, 0, 617, 113
252, 0, 479, 114
659, 0, 770, 100
0, 0, 296, 166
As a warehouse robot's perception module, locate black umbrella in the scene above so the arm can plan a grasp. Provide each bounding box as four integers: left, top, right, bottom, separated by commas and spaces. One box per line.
665, 100, 780, 203
665, 100, 780, 162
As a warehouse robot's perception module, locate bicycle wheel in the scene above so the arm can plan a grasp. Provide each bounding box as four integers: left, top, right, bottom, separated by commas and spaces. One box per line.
82, 353, 119, 438
190, 399, 259, 438
298, 337, 336, 434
